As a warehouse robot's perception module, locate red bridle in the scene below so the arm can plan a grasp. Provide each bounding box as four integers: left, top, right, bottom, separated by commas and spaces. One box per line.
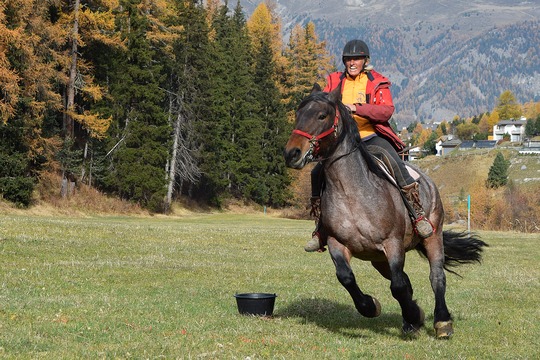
291, 107, 340, 160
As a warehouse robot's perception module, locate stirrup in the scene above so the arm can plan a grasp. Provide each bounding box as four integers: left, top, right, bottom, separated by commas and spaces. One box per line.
304, 231, 325, 252
414, 216, 434, 238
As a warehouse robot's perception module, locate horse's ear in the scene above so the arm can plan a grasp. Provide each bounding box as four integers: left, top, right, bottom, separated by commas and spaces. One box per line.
310, 83, 322, 94
327, 83, 342, 103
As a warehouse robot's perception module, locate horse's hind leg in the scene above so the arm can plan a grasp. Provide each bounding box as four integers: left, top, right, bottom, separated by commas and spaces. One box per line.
384, 244, 425, 334
423, 234, 454, 338
328, 239, 381, 318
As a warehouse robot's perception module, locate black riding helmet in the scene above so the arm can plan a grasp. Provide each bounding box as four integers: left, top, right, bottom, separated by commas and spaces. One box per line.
342, 39, 370, 62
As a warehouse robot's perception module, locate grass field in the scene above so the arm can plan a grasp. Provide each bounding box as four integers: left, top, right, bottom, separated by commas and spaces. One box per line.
1, 213, 539, 359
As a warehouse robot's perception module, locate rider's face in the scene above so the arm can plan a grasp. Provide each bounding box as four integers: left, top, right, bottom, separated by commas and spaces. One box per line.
344, 56, 368, 77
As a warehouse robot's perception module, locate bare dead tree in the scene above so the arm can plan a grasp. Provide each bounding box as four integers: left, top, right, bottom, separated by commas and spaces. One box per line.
164, 83, 201, 211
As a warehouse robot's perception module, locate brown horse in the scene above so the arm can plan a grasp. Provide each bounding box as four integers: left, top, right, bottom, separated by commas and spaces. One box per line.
283, 84, 487, 338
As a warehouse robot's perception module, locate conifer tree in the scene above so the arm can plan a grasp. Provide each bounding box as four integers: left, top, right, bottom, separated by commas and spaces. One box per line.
486, 152, 510, 188
160, 0, 210, 210
98, 0, 171, 211
0, 0, 65, 204
197, 1, 258, 205
283, 22, 334, 121
0, 122, 35, 206
57, 0, 120, 195
525, 116, 539, 137
247, 2, 287, 92
60, 0, 119, 140
248, 4, 291, 206
0, 2, 20, 124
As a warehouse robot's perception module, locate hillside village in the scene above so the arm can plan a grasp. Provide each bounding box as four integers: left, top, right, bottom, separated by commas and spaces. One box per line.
404, 117, 540, 160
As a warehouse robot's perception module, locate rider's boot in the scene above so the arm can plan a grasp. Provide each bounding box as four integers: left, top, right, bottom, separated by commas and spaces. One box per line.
401, 182, 434, 238
305, 196, 322, 252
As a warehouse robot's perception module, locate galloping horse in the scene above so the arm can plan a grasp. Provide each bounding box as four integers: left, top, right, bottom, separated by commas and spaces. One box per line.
283, 84, 487, 338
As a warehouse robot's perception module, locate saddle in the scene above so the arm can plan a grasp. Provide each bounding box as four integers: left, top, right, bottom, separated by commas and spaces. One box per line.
372, 155, 420, 187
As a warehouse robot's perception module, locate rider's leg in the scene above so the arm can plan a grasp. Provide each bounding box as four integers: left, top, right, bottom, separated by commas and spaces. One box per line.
305, 163, 324, 252
365, 136, 434, 238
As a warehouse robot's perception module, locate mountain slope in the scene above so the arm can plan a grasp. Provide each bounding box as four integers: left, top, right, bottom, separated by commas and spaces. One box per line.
237, 0, 540, 126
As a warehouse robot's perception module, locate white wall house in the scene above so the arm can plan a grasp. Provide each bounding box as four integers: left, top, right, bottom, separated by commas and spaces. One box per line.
493, 118, 527, 142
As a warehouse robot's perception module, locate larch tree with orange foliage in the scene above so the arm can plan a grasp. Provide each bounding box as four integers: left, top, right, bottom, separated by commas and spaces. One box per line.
0, 0, 68, 205
57, 0, 123, 194
282, 22, 334, 121
247, 1, 287, 93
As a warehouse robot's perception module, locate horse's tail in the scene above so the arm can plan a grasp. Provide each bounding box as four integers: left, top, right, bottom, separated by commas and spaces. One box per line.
416, 231, 488, 276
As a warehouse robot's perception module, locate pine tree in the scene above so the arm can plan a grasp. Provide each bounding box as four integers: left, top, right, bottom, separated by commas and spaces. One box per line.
525, 116, 539, 137
248, 5, 291, 206
0, 121, 35, 206
159, 0, 211, 210
98, 0, 171, 211
196, 1, 258, 206
486, 152, 510, 188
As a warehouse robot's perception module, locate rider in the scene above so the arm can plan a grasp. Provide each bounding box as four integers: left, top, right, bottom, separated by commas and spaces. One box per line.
305, 39, 434, 252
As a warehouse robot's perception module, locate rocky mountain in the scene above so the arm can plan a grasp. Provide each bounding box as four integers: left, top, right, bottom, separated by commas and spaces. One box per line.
237, 0, 540, 127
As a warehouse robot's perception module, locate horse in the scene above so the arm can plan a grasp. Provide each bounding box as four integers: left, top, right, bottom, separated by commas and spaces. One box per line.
283, 84, 487, 338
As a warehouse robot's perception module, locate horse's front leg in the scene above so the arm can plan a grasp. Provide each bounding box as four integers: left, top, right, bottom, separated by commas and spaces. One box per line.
327, 237, 381, 318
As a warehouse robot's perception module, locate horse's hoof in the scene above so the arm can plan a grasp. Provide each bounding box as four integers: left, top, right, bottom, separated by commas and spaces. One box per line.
402, 307, 425, 335
372, 297, 381, 317
402, 322, 422, 337
434, 320, 454, 339
361, 297, 381, 318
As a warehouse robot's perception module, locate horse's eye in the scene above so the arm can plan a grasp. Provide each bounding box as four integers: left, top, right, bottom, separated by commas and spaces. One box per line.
318, 113, 327, 120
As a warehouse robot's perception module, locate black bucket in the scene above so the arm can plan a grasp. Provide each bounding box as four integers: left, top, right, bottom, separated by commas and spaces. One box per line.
234, 293, 277, 316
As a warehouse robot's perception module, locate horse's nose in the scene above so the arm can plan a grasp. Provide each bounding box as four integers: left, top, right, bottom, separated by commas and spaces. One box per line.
283, 146, 302, 168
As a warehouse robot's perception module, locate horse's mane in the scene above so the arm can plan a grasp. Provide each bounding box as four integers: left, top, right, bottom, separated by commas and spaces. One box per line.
300, 91, 385, 179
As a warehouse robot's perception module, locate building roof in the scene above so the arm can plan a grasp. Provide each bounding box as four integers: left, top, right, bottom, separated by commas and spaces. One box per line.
476, 140, 497, 148
442, 139, 462, 147
496, 119, 527, 126
459, 140, 475, 148
459, 140, 497, 149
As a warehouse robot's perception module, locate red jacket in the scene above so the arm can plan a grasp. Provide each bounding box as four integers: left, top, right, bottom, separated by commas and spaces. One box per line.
323, 71, 405, 151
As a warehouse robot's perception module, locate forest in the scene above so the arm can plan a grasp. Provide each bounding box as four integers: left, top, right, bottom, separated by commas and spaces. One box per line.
0, 0, 334, 211
2, 1, 539, 216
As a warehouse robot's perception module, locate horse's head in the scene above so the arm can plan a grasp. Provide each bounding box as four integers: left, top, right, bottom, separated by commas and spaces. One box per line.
283, 84, 343, 169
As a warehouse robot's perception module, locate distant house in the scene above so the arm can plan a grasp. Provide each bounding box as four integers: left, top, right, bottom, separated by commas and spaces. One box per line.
407, 146, 423, 161
493, 118, 527, 142
435, 135, 461, 156
400, 145, 425, 161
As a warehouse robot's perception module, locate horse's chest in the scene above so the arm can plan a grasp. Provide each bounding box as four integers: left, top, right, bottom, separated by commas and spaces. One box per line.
325, 213, 386, 251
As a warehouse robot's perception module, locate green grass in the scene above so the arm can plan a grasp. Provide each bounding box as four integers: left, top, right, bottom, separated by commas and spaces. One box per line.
1, 214, 539, 359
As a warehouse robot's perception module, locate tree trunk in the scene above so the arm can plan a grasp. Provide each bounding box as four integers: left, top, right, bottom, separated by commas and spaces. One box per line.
165, 97, 180, 211
61, 0, 80, 198
64, 0, 79, 139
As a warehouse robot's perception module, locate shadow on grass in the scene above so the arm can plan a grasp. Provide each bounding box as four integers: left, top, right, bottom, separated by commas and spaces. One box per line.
275, 297, 403, 338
